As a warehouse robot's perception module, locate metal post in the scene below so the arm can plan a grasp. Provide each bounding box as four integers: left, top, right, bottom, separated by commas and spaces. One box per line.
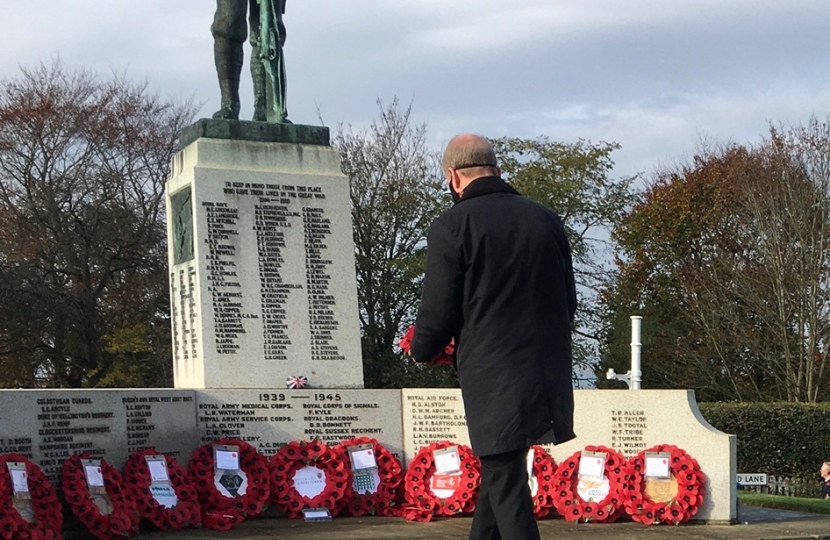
630, 315, 642, 390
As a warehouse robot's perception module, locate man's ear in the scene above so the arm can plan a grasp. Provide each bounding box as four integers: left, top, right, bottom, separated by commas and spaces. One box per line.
448, 168, 462, 193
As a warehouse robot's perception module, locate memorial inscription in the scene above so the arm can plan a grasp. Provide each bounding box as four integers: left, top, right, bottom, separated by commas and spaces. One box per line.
197, 182, 346, 364
204, 200, 248, 356
197, 390, 402, 459
402, 389, 469, 465
0, 391, 199, 487
610, 409, 649, 457
170, 265, 199, 365
35, 396, 112, 482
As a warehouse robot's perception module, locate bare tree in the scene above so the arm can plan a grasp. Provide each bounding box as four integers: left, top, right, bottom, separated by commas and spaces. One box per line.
335, 98, 454, 388
0, 61, 197, 387
728, 120, 830, 401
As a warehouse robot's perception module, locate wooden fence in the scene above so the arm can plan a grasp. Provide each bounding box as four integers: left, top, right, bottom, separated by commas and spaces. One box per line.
741, 475, 820, 498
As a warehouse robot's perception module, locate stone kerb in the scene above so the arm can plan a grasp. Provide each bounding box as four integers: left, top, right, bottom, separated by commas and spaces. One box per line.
401, 388, 736, 523
166, 133, 363, 390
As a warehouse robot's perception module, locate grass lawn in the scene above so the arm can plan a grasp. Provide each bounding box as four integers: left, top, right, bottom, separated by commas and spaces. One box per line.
739, 491, 830, 515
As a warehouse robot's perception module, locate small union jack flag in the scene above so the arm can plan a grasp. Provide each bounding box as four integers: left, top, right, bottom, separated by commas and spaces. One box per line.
286, 375, 308, 389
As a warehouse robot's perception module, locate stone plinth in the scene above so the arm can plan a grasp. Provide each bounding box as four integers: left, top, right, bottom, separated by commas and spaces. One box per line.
166, 121, 363, 389
401, 388, 736, 523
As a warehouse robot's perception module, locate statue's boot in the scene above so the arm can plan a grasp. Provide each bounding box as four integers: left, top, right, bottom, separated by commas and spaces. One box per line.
251, 45, 268, 122
212, 38, 242, 120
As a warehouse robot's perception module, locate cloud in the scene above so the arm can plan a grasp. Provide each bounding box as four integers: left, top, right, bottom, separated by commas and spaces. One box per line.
2, 0, 830, 182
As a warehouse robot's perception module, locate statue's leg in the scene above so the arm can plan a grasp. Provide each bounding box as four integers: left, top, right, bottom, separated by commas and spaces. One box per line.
211, 0, 247, 120
249, 0, 267, 122
276, 17, 289, 122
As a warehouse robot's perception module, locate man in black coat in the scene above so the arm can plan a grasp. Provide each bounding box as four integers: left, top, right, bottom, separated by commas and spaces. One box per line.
411, 134, 577, 540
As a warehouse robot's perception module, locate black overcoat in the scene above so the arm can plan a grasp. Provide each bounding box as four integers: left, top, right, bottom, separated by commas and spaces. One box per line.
411, 176, 577, 456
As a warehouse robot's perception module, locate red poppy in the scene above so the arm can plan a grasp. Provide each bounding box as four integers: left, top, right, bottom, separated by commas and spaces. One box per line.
61, 453, 140, 540
268, 440, 350, 518
187, 439, 269, 530
621, 444, 705, 525
398, 325, 455, 364
526, 446, 558, 519
122, 448, 201, 531
0, 454, 62, 540
402, 441, 480, 521
327, 437, 403, 517
551, 446, 626, 523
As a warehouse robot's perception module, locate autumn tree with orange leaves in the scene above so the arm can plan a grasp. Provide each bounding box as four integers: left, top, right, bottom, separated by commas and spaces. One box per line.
602, 119, 830, 402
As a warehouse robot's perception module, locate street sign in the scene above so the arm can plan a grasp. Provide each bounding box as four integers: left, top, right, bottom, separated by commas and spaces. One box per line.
736, 473, 767, 486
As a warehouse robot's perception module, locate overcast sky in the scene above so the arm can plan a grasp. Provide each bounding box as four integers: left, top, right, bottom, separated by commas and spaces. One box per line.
2, 0, 829, 179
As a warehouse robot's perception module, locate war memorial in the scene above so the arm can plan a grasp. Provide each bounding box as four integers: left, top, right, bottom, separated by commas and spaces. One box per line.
0, 2, 743, 537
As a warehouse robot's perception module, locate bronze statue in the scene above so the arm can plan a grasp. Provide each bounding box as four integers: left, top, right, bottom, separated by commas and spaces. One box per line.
212, 0, 289, 123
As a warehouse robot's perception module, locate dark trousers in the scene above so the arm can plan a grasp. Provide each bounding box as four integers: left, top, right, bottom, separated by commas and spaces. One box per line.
469, 448, 540, 540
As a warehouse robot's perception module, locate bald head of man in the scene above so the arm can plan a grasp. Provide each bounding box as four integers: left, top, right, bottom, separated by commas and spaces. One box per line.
442, 134, 501, 201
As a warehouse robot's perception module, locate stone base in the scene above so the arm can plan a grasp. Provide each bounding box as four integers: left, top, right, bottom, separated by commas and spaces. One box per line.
402, 389, 736, 523
1, 388, 735, 523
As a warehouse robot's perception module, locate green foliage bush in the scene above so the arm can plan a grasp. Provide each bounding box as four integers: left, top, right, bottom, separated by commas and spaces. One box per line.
698, 402, 830, 478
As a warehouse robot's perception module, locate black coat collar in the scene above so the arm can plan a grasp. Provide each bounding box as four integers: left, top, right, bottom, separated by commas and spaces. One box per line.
456, 176, 519, 205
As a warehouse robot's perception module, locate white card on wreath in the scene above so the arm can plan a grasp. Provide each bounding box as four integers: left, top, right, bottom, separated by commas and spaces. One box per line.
433, 446, 461, 474
7, 463, 28, 495
84, 464, 105, 487
578, 452, 606, 479
348, 444, 377, 471
215, 445, 240, 471
644, 452, 671, 479
145, 456, 170, 482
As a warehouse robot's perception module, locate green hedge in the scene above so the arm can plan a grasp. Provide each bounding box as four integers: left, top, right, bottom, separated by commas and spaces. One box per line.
697, 402, 830, 478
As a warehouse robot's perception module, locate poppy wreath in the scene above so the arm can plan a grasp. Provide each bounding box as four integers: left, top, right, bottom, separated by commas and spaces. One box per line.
527, 446, 558, 519
398, 326, 454, 365
187, 439, 269, 530
269, 440, 350, 518
122, 449, 201, 531
622, 444, 706, 525
402, 441, 480, 522
0, 453, 62, 540
551, 445, 626, 523
331, 437, 404, 517
61, 453, 140, 540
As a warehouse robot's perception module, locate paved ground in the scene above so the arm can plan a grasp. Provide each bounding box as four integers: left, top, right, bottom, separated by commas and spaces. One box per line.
112, 506, 830, 540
